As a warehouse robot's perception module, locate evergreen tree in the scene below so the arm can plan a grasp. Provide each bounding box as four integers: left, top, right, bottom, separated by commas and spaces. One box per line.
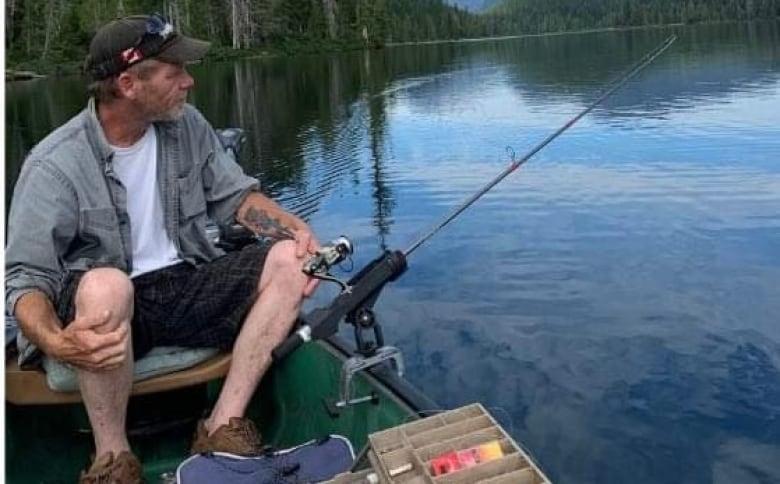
5, 0, 778, 73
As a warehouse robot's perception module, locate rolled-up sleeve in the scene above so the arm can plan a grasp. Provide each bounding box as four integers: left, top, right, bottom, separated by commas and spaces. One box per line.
200, 124, 259, 225
5, 159, 78, 314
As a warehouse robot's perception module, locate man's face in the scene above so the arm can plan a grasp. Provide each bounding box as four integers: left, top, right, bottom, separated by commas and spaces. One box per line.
131, 60, 194, 121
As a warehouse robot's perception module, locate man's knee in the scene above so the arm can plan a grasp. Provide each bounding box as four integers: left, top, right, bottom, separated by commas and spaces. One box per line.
265, 240, 300, 270
259, 240, 307, 288
75, 268, 134, 314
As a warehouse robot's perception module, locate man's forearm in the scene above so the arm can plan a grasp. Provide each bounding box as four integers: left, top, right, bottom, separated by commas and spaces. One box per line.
13, 291, 64, 357
236, 192, 305, 239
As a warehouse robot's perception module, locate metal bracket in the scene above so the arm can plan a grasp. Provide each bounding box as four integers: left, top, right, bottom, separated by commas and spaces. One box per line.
325, 346, 405, 417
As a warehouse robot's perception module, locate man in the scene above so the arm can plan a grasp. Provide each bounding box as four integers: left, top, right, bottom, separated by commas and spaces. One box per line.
5, 14, 319, 483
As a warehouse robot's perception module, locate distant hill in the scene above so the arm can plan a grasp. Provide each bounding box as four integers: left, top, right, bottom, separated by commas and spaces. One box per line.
488, 0, 779, 31
444, 0, 502, 12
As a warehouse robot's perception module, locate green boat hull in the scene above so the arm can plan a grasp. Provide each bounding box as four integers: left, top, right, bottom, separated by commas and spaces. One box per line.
6, 337, 433, 483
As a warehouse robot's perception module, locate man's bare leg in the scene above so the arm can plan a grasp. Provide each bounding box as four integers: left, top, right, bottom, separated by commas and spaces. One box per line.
206, 240, 309, 431
75, 268, 135, 457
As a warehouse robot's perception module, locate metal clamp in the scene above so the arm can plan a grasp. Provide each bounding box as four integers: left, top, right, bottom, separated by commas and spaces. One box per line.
325, 346, 405, 416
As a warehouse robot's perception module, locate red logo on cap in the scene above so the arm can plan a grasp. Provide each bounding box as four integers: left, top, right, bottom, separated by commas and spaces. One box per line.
120, 47, 144, 65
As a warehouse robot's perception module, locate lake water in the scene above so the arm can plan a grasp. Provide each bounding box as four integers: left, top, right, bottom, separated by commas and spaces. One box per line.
6, 22, 780, 484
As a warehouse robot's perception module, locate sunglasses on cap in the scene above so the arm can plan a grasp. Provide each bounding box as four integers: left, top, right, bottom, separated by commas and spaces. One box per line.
118, 14, 175, 67
89, 14, 176, 80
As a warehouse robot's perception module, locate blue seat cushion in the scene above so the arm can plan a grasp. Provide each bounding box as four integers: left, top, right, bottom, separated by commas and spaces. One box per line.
42, 346, 221, 392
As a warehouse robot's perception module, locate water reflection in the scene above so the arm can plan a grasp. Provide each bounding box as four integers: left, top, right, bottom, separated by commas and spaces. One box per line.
397, 315, 780, 482
5, 22, 780, 484
383, 22, 780, 125
7, 23, 778, 211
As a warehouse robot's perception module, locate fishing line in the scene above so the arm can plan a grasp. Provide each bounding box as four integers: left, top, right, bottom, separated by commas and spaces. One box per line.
404, 35, 677, 257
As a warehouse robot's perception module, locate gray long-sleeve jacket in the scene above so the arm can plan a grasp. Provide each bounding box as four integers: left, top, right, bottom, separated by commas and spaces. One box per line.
5, 98, 258, 317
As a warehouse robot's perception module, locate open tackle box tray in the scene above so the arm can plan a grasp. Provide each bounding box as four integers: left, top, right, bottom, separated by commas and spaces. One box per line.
326, 403, 551, 484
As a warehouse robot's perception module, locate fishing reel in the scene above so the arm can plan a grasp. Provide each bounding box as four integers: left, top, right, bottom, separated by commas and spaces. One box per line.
302, 236, 354, 289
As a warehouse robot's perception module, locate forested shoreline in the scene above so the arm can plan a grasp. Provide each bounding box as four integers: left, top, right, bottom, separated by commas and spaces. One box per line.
5, 0, 779, 75
487, 0, 779, 34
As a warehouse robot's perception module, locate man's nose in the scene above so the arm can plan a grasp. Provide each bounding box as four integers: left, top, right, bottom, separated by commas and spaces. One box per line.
181, 70, 195, 89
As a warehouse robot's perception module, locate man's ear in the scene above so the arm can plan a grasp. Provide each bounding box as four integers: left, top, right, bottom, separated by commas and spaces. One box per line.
115, 72, 136, 99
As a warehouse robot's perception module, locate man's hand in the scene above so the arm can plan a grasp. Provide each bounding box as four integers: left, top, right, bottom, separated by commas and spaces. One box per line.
52, 310, 129, 372
293, 228, 321, 298
236, 192, 322, 297
293, 228, 319, 259
303, 276, 320, 298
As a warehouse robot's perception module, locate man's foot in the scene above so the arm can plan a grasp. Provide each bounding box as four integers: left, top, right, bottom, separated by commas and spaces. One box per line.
190, 417, 263, 456
79, 451, 143, 484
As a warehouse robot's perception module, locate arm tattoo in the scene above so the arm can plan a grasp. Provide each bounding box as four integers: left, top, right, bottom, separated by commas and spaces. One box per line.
243, 207, 296, 240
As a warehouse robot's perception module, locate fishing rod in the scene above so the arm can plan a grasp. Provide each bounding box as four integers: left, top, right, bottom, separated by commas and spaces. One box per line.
271, 34, 677, 361
405, 34, 676, 256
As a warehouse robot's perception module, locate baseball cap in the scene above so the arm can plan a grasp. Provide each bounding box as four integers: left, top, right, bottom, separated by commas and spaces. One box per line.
85, 14, 210, 80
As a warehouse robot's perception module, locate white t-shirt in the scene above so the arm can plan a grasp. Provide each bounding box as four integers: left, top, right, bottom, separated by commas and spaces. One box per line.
111, 127, 181, 277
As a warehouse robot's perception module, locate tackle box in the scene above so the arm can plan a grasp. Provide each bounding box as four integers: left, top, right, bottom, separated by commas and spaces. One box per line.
326, 403, 552, 483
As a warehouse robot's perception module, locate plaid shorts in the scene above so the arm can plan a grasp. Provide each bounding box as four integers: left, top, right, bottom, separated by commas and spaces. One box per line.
57, 242, 274, 359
